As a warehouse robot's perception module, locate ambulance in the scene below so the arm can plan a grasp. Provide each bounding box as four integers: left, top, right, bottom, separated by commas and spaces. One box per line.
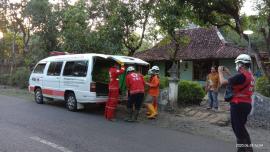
28, 53, 149, 111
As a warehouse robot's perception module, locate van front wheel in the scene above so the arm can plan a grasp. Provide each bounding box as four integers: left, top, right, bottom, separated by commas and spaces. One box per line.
35, 88, 44, 104
66, 93, 77, 112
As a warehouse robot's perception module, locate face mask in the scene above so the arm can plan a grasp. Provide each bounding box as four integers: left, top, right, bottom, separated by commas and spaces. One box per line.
235, 63, 241, 71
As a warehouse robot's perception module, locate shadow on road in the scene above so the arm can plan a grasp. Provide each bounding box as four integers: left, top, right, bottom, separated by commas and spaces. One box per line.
45, 99, 105, 116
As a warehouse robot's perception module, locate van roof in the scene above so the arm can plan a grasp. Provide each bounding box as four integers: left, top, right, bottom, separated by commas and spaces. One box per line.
39, 53, 149, 65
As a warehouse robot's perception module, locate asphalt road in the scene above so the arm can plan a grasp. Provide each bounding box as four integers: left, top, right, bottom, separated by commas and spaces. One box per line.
0, 94, 235, 152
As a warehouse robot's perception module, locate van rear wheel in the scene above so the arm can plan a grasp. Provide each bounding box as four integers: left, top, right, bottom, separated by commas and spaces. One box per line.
35, 88, 44, 104
66, 93, 77, 112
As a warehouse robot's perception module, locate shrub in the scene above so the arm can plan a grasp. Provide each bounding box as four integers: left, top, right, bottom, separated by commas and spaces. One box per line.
255, 76, 270, 97
0, 74, 10, 85
9, 67, 31, 89
178, 80, 205, 105
159, 76, 169, 89
144, 75, 169, 89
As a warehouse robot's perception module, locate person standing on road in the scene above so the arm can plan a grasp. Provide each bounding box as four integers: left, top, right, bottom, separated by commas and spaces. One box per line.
206, 66, 220, 111
104, 62, 125, 121
218, 54, 254, 152
125, 66, 145, 122
145, 66, 160, 119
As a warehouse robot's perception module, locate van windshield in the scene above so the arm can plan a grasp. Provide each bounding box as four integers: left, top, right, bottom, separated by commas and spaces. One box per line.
33, 63, 46, 74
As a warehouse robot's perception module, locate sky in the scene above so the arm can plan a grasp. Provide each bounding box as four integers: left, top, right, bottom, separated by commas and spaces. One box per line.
240, 0, 258, 16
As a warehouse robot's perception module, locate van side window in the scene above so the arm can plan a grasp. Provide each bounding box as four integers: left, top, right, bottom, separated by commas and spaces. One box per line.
63, 61, 88, 77
47, 62, 63, 76
33, 63, 46, 74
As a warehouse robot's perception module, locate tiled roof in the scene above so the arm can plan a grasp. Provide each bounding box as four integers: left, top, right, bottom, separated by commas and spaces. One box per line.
134, 27, 246, 61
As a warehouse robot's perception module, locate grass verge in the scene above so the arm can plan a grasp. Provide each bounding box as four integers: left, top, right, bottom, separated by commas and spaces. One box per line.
0, 85, 32, 100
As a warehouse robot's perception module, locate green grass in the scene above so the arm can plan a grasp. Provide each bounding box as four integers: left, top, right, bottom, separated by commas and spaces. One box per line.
0, 85, 33, 101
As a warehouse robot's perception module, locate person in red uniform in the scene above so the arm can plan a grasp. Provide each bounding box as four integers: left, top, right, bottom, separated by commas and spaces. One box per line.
125, 66, 145, 122
218, 54, 254, 152
104, 62, 125, 121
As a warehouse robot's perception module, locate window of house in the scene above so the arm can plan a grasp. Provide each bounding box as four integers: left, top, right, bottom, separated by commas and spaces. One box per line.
47, 62, 63, 76
33, 63, 46, 74
63, 60, 88, 77
193, 60, 218, 81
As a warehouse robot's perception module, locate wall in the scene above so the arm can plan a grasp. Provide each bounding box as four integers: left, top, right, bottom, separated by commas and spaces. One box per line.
179, 61, 193, 81
219, 59, 237, 77
151, 59, 236, 86
179, 59, 236, 86
151, 61, 166, 77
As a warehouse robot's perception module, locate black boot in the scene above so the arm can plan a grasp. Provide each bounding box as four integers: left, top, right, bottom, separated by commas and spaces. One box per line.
133, 110, 140, 122
125, 108, 134, 122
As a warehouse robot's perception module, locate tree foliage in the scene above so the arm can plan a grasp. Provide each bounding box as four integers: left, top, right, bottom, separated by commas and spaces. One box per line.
1, 0, 270, 78
100, 0, 156, 56
61, 1, 88, 52
185, 0, 245, 35
154, 0, 192, 61
256, 0, 270, 54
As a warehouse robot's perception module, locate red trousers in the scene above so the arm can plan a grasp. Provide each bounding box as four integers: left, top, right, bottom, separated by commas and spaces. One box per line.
104, 89, 119, 120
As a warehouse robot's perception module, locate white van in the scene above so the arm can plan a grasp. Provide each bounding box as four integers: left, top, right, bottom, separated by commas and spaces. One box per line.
29, 53, 149, 111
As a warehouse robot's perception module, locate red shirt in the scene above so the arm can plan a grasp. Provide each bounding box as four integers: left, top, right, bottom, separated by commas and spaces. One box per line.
109, 66, 125, 90
126, 72, 145, 95
231, 70, 254, 104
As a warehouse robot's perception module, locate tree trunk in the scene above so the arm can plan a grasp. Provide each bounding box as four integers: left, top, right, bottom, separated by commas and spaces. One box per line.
10, 31, 17, 75
253, 52, 266, 75
128, 49, 136, 56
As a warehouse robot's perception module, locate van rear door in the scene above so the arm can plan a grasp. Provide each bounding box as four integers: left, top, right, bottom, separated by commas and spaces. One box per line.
109, 55, 149, 100
109, 55, 149, 66
91, 55, 149, 99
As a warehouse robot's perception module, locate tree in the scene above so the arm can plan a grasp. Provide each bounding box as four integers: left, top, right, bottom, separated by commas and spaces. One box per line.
25, 0, 59, 52
0, 0, 34, 73
0, 0, 8, 32
255, 0, 270, 77
8, 0, 31, 54
185, 0, 245, 36
154, 0, 192, 64
257, 0, 270, 54
60, 0, 88, 52
153, 0, 193, 110
184, 0, 269, 76
101, 0, 156, 56
0, 31, 23, 73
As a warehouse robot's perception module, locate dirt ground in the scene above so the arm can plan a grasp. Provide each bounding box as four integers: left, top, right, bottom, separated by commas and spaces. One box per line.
116, 103, 270, 152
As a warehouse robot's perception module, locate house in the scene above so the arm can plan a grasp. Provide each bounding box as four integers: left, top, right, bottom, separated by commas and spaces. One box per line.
134, 27, 257, 85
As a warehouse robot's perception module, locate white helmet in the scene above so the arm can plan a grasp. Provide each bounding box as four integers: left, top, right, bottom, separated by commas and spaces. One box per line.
148, 69, 153, 75
126, 66, 135, 72
235, 54, 251, 64
235, 54, 251, 71
151, 66, 159, 75
151, 66, 159, 71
